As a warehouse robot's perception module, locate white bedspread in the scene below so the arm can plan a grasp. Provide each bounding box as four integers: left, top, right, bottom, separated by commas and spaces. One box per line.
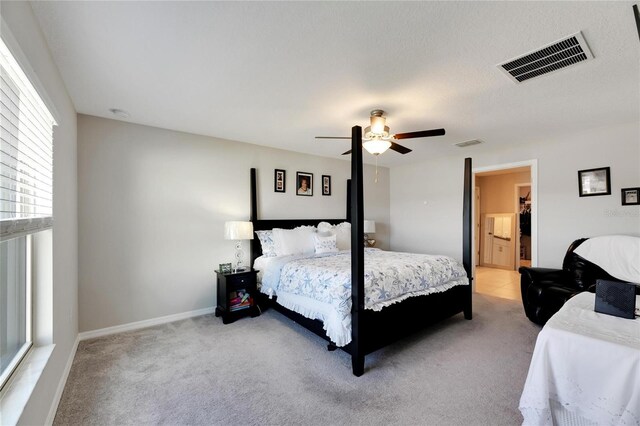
519, 292, 640, 425
257, 249, 469, 346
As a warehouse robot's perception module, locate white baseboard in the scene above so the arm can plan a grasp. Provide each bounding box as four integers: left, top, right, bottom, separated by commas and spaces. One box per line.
45, 336, 79, 426
78, 307, 215, 341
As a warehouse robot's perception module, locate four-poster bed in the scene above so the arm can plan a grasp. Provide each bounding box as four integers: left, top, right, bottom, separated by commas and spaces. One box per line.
249, 126, 473, 376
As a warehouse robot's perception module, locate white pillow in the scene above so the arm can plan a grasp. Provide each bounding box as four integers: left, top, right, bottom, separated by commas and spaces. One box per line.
334, 222, 351, 251
317, 221, 334, 234
273, 226, 316, 256
255, 230, 277, 257
314, 233, 339, 254
573, 235, 640, 283
316, 221, 351, 250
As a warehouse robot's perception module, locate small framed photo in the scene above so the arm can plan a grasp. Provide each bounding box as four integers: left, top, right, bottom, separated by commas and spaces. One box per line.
322, 175, 331, 196
219, 263, 232, 274
296, 172, 313, 196
578, 167, 611, 197
621, 187, 640, 206
274, 169, 286, 193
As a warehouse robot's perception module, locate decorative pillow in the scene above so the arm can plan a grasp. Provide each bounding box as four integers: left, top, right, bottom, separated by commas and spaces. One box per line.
316, 221, 351, 250
255, 230, 277, 257
314, 233, 339, 254
273, 226, 316, 256
317, 221, 333, 234
573, 235, 640, 283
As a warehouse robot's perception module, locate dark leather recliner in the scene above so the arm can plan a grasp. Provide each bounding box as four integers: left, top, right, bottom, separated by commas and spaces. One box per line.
519, 238, 619, 325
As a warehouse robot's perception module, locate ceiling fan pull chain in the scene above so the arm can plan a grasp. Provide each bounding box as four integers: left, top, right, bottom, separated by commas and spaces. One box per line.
375, 155, 379, 183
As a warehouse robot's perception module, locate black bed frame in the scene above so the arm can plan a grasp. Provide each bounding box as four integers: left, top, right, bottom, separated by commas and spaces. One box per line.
250, 126, 473, 376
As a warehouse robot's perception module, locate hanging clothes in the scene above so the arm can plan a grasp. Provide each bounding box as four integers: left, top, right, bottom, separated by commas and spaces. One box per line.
520, 191, 531, 236
520, 211, 531, 236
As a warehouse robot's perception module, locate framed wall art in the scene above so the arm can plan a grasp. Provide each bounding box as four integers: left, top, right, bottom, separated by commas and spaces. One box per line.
322, 175, 331, 196
621, 187, 640, 206
296, 172, 313, 196
274, 169, 286, 193
578, 167, 611, 197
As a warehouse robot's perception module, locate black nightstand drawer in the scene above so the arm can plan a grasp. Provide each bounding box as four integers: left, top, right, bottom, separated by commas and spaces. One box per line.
228, 275, 250, 286
215, 269, 260, 324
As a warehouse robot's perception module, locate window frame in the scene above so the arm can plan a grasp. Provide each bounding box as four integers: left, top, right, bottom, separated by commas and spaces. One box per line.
0, 235, 33, 392
0, 25, 54, 392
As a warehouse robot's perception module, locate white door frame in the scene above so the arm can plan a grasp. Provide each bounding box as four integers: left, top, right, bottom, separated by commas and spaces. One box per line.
472, 159, 538, 289
475, 186, 480, 267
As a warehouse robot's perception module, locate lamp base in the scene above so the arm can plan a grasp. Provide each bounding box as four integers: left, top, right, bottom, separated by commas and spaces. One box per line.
234, 241, 244, 273
364, 234, 376, 247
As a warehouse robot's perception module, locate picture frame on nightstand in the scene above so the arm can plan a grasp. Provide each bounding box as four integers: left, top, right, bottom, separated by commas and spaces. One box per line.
219, 263, 232, 274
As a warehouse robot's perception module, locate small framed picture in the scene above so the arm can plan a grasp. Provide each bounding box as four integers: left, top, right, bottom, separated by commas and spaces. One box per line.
219, 263, 232, 274
296, 172, 313, 196
621, 187, 640, 206
322, 175, 331, 196
274, 169, 286, 193
578, 167, 611, 197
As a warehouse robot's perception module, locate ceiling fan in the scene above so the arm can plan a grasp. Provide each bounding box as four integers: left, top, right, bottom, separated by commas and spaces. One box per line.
315, 109, 445, 156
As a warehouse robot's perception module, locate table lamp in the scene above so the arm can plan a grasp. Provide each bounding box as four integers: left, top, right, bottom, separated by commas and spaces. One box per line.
224, 221, 253, 272
364, 220, 376, 247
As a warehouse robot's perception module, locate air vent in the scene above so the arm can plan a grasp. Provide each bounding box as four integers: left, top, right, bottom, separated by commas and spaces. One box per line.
455, 139, 483, 148
498, 32, 593, 83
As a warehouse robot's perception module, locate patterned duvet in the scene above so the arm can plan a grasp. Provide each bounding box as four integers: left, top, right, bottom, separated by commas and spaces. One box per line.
259, 249, 469, 346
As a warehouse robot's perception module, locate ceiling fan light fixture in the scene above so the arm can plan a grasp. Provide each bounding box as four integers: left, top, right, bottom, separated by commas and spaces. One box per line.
370, 115, 386, 134
315, 108, 445, 157
363, 139, 392, 155
363, 125, 390, 140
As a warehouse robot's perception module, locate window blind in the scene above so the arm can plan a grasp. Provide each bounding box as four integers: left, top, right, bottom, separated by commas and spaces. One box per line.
0, 38, 55, 240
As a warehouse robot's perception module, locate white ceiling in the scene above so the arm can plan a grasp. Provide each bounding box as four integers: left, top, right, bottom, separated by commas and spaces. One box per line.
30, 1, 640, 166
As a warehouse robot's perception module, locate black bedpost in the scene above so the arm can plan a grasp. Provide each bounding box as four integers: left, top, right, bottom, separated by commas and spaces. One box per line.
250, 168, 257, 268
350, 126, 365, 376
346, 179, 352, 222
633, 5, 640, 43
462, 158, 473, 320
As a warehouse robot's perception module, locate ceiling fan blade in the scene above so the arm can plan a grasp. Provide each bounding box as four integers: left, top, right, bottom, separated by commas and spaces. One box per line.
389, 142, 412, 154
315, 136, 351, 140
342, 149, 352, 155
393, 128, 446, 140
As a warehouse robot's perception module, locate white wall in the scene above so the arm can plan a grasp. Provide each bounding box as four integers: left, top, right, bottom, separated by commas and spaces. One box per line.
390, 121, 640, 268
1, 2, 78, 425
77, 115, 390, 332
477, 171, 530, 215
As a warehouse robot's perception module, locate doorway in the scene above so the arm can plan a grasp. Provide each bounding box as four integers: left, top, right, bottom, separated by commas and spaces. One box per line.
472, 160, 537, 301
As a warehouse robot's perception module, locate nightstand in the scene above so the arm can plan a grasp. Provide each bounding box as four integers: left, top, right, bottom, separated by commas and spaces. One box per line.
215, 269, 260, 324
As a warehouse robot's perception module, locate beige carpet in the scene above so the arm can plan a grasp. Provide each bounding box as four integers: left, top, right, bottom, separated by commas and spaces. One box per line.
54, 294, 540, 425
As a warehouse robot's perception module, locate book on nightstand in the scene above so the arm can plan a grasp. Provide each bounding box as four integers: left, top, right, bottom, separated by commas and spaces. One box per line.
229, 290, 251, 311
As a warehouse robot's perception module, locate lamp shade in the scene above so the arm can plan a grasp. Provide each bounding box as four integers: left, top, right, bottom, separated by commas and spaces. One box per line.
362, 139, 391, 155
363, 220, 376, 234
224, 221, 253, 240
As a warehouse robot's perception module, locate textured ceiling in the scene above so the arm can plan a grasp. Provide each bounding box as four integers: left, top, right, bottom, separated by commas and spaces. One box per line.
30, 1, 640, 166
